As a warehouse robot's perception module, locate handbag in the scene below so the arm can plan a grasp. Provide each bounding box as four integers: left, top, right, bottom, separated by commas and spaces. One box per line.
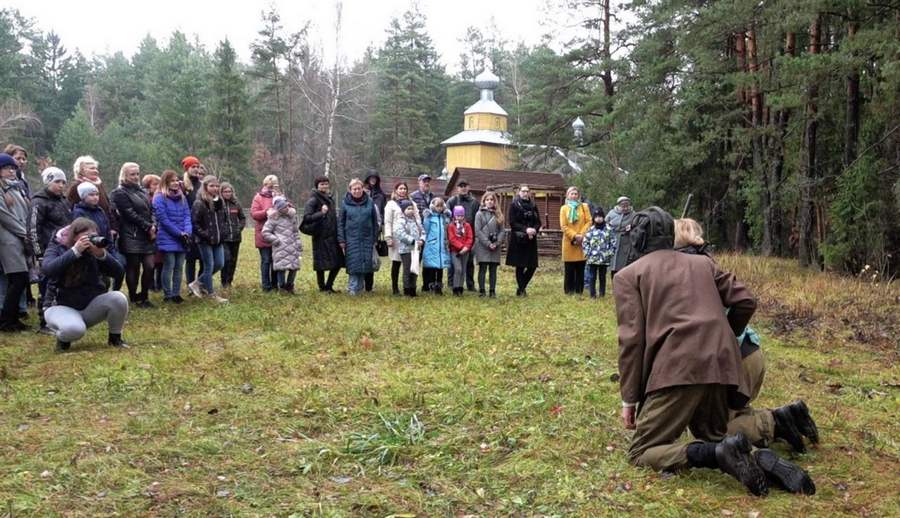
375, 239, 389, 257
410, 242, 421, 276
372, 245, 382, 271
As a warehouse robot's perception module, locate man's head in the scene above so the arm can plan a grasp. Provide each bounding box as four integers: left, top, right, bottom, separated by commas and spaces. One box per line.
418, 174, 431, 192
622, 206, 674, 269
457, 180, 470, 196
181, 156, 201, 178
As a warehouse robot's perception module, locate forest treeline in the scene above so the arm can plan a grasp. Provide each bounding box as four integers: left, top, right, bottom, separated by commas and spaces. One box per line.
0, 1, 897, 274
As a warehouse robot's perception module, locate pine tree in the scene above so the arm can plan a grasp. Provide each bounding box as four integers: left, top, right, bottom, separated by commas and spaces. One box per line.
208, 39, 252, 196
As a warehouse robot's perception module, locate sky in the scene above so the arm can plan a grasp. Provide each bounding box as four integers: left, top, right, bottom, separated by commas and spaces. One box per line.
5, 0, 582, 72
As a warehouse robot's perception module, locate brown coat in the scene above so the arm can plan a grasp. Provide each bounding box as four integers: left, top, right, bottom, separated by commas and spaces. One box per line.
613, 249, 757, 407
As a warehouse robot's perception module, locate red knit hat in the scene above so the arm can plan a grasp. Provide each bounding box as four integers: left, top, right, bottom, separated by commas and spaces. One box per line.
181, 156, 200, 170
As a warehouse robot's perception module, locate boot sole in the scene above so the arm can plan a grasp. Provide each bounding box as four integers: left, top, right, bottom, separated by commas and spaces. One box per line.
754, 449, 816, 495
716, 433, 769, 496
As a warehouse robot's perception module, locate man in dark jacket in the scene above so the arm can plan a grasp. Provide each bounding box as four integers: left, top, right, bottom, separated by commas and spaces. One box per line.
614, 207, 815, 496
30, 167, 73, 332
447, 180, 480, 291
410, 174, 434, 217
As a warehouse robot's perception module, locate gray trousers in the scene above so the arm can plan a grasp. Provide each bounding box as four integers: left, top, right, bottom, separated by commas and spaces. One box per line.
451, 252, 469, 289
44, 291, 129, 343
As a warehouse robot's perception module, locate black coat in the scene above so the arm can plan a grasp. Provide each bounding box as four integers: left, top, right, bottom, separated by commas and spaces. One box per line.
302, 189, 344, 271
222, 198, 246, 242
505, 196, 542, 269
192, 197, 227, 246
29, 188, 71, 257
41, 233, 125, 311
110, 183, 156, 254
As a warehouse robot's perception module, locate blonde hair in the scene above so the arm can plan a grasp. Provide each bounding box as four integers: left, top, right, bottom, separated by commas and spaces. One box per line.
220, 181, 239, 204
262, 175, 279, 189
348, 177, 364, 189
118, 162, 140, 184
429, 196, 445, 212
480, 191, 504, 226
73, 155, 98, 177
199, 175, 220, 204
674, 218, 705, 248
565, 186, 579, 198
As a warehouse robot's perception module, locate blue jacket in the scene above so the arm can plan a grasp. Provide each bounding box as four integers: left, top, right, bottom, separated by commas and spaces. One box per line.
582, 224, 616, 266
337, 192, 379, 274
422, 209, 451, 269
72, 202, 118, 254
41, 226, 125, 311
153, 193, 192, 253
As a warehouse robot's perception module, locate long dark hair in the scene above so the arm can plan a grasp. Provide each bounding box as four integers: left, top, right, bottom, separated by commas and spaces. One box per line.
63, 218, 100, 287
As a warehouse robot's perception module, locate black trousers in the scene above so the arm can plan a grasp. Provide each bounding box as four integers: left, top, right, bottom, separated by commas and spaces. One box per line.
422, 267, 444, 292
587, 264, 608, 297
364, 272, 374, 292
515, 266, 536, 294
391, 260, 402, 293
125, 253, 155, 302
221, 241, 241, 287
0, 271, 28, 320
478, 262, 498, 293
316, 268, 340, 291
564, 261, 586, 294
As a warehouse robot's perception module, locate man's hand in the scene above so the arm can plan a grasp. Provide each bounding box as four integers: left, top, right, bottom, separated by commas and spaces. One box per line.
622, 405, 636, 430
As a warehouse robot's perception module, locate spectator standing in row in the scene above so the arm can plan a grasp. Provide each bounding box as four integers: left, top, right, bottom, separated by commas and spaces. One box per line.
447, 179, 479, 292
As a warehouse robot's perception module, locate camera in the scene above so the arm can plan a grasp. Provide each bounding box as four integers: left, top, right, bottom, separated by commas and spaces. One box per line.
489, 233, 497, 243
89, 235, 109, 248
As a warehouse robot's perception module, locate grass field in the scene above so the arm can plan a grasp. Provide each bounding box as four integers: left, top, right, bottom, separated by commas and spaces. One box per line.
1, 234, 898, 517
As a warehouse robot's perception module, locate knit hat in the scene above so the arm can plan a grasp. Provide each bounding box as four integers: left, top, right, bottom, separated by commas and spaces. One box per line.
273, 196, 288, 210
616, 196, 631, 205
41, 166, 67, 185
0, 153, 19, 171
77, 182, 99, 200
452, 206, 466, 218
399, 199, 413, 211
181, 156, 200, 170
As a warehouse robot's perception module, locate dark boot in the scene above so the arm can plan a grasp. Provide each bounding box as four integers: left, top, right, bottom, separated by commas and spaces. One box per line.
784, 400, 819, 445
108, 333, 130, 349
489, 290, 496, 298
55, 339, 71, 352
715, 433, 768, 496
773, 403, 808, 453
479, 289, 486, 297
753, 449, 816, 495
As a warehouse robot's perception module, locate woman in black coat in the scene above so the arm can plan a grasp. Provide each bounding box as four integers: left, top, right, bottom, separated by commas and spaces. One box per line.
110, 162, 157, 307
505, 185, 542, 296
302, 176, 344, 292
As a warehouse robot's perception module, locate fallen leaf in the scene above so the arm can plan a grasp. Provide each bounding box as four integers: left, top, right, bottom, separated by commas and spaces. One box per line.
549, 404, 564, 416
207, 408, 219, 415
479, 442, 490, 453
40, 470, 52, 478
747, 511, 760, 518
241, 383, 254, 394
183, 402, 192, 412
216, 489, 230, 498
330, 476, 352, 485
721, 510, 734, 516
475, 487, 486, 498
359, 335, 374, 350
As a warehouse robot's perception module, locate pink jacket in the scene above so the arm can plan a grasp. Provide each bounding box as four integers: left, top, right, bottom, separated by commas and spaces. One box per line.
250, 190, 275, 248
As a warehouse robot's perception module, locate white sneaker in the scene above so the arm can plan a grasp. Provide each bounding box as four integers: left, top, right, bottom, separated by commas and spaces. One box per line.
210, 294, 229, 304
188, 280, 202, 297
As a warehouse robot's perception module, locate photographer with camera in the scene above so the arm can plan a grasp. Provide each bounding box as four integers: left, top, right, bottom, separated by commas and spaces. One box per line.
473, 191, 505, 297
152, 170, 192, 303
73, 182, 125, 292
41, 218, 129, 352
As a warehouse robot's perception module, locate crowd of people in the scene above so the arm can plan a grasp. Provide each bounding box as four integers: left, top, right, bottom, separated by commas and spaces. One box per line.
1, 145, 823, 498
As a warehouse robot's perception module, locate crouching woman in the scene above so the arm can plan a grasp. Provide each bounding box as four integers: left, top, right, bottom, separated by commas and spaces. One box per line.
41, 217, 129, 352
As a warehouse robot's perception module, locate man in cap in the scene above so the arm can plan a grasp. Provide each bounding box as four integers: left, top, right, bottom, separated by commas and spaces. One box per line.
447, 179, 480, 291
614, 206, 815, 496
410, 174, 434, 217
606, 196, 633, 278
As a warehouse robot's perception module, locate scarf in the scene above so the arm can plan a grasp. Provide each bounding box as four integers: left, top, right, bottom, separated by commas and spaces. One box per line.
566, 199, 581, 224
455, 220, 465, 237
82, 175, 102, 186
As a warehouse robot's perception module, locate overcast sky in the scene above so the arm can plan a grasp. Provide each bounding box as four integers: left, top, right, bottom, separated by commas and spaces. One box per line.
6, 0, 587, 72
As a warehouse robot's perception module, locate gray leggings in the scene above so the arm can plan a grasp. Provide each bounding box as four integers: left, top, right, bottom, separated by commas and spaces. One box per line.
44, 291, 129, 343
451, 252, 469, 289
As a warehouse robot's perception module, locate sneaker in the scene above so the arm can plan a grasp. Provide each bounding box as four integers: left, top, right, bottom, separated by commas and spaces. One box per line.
108, 334, 130, 348
209, 294, 229, 304
173, 295, 185, 304
136, 300, 155, 309
715, 433, 768, 496
187, 280, 203, 298
38, 325, 54, 335
753, 448, 816, 495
